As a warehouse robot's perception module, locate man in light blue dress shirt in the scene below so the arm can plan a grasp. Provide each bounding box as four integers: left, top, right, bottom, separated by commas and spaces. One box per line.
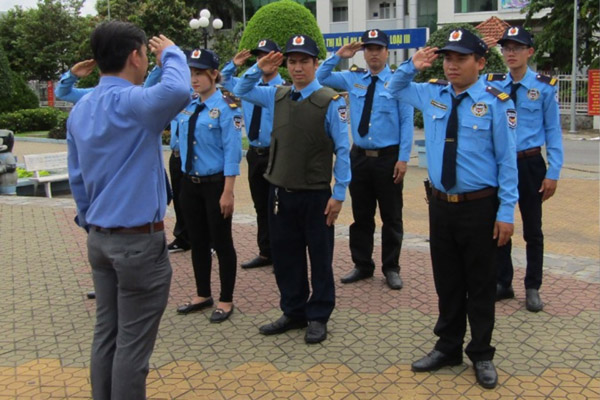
67, 21, 190, 400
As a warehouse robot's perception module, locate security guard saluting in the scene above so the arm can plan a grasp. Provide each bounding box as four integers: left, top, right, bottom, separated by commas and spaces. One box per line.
386, 29, 518, 389
221, 39, 285, 269
317, 29, 413, 290
484, 26, 563, 312
176, 49, 242, 323
234, 35, 351, 344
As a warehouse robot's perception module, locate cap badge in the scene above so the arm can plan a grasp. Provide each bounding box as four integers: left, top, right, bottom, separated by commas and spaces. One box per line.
368, 30, 379, 38
293, 36, 305, 46
449, 30, 463, 42
258, 40, 267, 47
508, 27, 519, 36
191, 49, 201, 59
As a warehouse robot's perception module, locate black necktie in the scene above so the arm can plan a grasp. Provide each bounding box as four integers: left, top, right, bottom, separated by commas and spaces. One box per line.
358, 75, 378, 136
510, 82, 520, 104
441, 94, 467, 192
248, 82, 268, 141
290, 90, 301, 101
185, 103, 205, 174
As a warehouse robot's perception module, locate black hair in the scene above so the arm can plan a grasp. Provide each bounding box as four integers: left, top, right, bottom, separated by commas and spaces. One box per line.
90, 21, 147, 74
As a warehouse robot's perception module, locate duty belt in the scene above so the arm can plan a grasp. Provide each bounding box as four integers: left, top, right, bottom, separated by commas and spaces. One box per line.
249, 145, 270, 156
431, 187, 497, 203
517, 147, 541, 159
353, 144, 399, 158
91, 221, 164, 234
185, 172, 224, 184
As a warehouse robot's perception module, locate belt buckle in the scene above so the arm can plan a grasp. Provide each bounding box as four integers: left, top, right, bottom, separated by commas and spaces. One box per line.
190, 176, 202, 184
447, 194, 459, 203
365, 150, 379, 157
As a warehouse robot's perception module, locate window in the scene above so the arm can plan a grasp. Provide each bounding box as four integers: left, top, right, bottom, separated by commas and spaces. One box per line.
379, 2, 396, 19
455, 0, 496, 13
333, 6, 348, 22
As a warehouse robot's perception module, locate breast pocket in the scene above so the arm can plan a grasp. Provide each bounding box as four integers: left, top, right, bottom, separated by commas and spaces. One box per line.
459, 117, 492, 152
520, 101, 542, 125
424, 106, 449, 144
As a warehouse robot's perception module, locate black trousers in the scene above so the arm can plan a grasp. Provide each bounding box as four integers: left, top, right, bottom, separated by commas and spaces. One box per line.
180, 177, 237, 302
247, 147, 271, 258
168, 153, 189, 244
497, 154, 546, 290
429, 194, 498, 362
349, 147, 404, 274
268, 185, 335, 322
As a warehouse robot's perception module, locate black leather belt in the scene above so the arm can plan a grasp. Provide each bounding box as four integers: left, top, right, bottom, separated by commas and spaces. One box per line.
517, 147, 541, 159
91, 221, 164, 234
432, 187, 497, 203
185, 172, 224, 184
249, 145, 270, 156
353, 144, 399, 157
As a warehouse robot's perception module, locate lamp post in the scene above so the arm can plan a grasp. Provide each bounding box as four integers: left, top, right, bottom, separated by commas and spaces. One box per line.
189, 9, 223, 49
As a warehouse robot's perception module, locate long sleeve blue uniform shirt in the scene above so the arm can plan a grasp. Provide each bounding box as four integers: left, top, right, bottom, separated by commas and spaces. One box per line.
66, 46, 191, 229
233, 62, 351, 201
316, 54, 414, 162
482, 67, 563, 180
387, 59, 518, 223
221, 60, 284, 148
177, 88, 242, 177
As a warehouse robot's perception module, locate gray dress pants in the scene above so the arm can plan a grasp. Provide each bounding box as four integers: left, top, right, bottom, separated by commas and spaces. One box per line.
87, 228, 172, 400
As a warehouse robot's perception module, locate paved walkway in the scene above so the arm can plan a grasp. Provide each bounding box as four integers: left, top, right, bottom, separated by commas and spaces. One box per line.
0, 136, 598, 399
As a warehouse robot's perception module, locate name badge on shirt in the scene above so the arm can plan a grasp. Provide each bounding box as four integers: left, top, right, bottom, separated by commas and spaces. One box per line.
471, 102, 488, 117
430, 100, 448, 111
182, 110, 193, 116
527, 88, 540, 101
506, 109, 517, 129
354, 83, 368, 90
209, 108, 220, 119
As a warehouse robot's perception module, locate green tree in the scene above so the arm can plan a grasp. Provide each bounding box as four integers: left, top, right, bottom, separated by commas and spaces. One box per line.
213, 22, 245, 68
0, 45, 39, 113
524, 0, 599, 71
238, 0, 326, 59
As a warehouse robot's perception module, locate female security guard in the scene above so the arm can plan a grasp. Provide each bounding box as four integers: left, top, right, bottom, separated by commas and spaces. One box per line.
176, 49, 242, 323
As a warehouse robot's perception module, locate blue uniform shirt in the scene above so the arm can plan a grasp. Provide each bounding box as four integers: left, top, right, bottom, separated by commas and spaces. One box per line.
482, 68, 563, 180
387, 59, 518, 223
177, 89, 242, 177
316, 54, 414, 162
67, 46, 191, 228
221, 60, 284, 148
234, 63, 351, 201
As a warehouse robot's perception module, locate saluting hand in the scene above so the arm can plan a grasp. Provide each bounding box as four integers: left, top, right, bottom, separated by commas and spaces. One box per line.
393, 161, 407, 184
324, 198, 343, 227
233, 50, 252, 67
412, 47, 438, 71
493, 221, 514, 247
539, 178, 557, 202
71, 59, 96, 78
149, 35, 175, 67
335, 42, 363, 59
257, 51, 284, 72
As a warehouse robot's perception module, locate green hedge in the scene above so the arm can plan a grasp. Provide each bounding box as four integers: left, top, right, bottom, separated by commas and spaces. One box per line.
0, 107, 68, 134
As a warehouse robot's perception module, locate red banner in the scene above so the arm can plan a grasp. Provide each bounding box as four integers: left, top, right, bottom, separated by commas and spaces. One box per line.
47, 80, 54, 107
588, 70, 599, 116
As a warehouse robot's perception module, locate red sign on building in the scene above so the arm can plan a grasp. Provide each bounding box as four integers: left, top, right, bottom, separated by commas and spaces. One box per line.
588, 70, 599, 116
47, 80, 55, 107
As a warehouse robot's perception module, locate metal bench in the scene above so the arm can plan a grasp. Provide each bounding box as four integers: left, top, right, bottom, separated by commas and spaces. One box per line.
23, 152, 69, 198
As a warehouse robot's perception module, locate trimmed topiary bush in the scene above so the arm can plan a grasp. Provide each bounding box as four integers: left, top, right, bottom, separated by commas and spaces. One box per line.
48, 112, 68, 139
238, 0, 326, 60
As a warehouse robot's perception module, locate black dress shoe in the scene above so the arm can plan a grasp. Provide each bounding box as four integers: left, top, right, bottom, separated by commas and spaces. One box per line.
241, 256, 273, 269
411, 350, 462, 372
168, 239, 190, 253
210, 306, 234, 323
340, 268, 373, 284
176, 298, 214, 314
259, 315, 307, 335
526, 289, 543, 312
474, 360, 498, 389
86, 291, 96, 299
305, 321, 327, 344
384, 271, 403, 290
496, 284, 515, 301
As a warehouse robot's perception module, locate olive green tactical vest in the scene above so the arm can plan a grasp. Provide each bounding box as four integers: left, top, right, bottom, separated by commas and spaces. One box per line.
264, 85, 336, 191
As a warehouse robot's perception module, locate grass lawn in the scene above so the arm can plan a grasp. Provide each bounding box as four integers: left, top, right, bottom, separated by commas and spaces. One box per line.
15, 131, 49, 138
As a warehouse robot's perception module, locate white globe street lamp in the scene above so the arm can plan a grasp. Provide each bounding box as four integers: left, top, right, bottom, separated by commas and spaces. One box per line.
189, 9, 223, 49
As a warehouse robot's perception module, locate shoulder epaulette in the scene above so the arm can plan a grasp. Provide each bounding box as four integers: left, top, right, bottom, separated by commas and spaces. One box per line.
332, 94, 341, 100
349, 66, 367, 73
486, 73, 507, 81
536, 74, 558, 86
428, 78, 449, 85
222, 92, 239, 108
485, 85, 510, 101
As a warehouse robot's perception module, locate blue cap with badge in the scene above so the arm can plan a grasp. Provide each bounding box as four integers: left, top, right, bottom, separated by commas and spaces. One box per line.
283, 34, 319, 57
361, 29, 389, 47
187, 48, 220, 70
251, 39, 281, 55
435, 28, 488, 57
497, 26, 534, 47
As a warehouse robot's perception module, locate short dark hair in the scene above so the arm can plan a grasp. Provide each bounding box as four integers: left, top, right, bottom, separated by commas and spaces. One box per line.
90, 21, 147, 74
